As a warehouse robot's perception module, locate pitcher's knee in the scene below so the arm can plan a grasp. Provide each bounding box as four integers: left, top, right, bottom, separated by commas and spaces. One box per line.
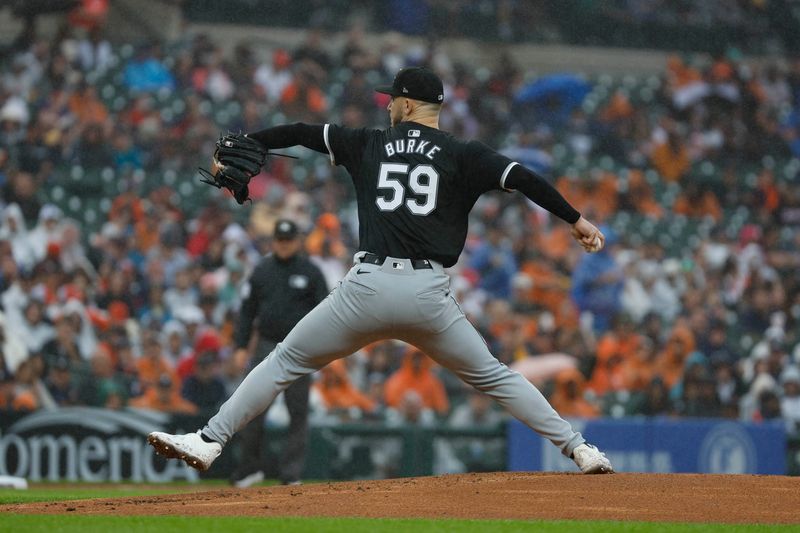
276, 340, 336, 372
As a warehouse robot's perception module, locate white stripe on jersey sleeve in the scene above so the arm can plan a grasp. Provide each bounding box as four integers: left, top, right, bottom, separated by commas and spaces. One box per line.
500, 161, 519, 191
323, 123, 335, 165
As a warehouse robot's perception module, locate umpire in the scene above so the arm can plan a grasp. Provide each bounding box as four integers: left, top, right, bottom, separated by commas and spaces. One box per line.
230, 219, 328, 487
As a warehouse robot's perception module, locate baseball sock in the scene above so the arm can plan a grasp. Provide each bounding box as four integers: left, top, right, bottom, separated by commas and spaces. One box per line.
200, 432, 222, 445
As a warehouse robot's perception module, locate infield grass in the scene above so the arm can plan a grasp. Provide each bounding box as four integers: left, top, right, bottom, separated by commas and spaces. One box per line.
3, 515, 800, 532
0, 488, 179, 505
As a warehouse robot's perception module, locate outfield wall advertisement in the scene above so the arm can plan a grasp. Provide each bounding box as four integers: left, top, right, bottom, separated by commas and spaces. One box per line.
508, 418, 787, 474
0, 407, 199, 482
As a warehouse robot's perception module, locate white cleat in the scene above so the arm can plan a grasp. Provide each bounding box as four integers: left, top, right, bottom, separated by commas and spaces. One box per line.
572, 443, 614, 474
147, 431, 222, 472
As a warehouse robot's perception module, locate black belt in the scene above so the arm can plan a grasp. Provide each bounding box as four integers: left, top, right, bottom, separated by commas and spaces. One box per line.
360, 253, 433, 270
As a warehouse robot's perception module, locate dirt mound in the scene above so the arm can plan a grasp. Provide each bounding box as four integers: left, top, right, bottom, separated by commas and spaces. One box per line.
5, 472, 799, 523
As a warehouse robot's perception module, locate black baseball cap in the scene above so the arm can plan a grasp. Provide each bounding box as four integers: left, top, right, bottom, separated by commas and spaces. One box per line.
375, 67, 444, 104
274, 219, 299, 240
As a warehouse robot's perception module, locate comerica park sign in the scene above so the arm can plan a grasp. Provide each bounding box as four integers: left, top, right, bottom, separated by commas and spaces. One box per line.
0, 407, 198, 482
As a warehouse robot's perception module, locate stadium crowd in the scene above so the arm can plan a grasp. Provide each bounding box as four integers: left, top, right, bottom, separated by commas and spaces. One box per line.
0, 9, 799, 450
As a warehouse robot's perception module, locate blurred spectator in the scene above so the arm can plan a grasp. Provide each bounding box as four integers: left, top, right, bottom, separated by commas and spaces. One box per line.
673, 183, 723, 221
386, 389, 436, 427
68, 0, 109, 31
384, 348, 449, 416
254, 49, 294, 105
313, 359, 375, 420
181, 350, 226, 414
280, 67, 327, 122
160, 320, 191, 365
753, 389, 782, 423
68, 83, 109, 127
4, 358, 42, 411
44, 355, 79, 406
164, 266, 198, 316
123, 43, 175, 93
305, 212, 348, 290
549, 367, 600, 418
653, 323, 696, 390
293, 29, 332, 73
29, 204, 64, 264
469, 224, 517, 299
16, 299, 54, 354
673, 352, 721, 418
177, 329, 222, 381
78, 347, 127, 408
650, 130, 690, 182
2, 169, 41, 225
41, 312, 84, 367
130, 373, 198, 414
780, 366, 800, 433
570, 228, 623, 333
714, 359, 745, 417
136, 331, 177, 392
588, 313, 642, 395
1, 203, 36, 269
77, 27, 112, 72
71, 124, 114, 168
0, 310, 28, 375
446, 390, 505, 472
630, 376, 673, 416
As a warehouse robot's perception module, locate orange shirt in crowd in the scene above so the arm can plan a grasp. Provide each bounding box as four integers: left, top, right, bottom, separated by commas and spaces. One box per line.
136, 357, 177, 391
384, 349, 449, 415
653, 324, 696, 389
673, 190, 722, 221
305, 213, 347, 258
618, 342, 656, 392
588, 331, 642, 395
68, 91, 109, 125
280, 82, 327, 114
666, 55, 702, 88
549, 368, 600, 418
594, 172, 619, 220
129, 387, 197, 414
627, 170, 664, 219
314, 359, 375, 413
651, 140, 690, 182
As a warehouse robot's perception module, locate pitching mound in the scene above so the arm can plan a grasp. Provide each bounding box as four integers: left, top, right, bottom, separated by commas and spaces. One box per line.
6, 472, 800, 523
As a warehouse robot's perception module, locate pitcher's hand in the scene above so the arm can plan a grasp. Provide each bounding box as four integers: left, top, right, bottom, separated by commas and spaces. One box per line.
570, 216, 605, 253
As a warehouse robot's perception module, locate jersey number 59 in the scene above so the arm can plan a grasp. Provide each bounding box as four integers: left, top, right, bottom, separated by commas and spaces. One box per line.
376, 163, 439, 216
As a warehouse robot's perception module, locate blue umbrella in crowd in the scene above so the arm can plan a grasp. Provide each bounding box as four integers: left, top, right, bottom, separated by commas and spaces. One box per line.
513, 74, 591, 128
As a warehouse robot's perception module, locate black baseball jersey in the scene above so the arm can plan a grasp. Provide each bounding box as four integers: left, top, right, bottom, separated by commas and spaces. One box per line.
324, 121, 517, 267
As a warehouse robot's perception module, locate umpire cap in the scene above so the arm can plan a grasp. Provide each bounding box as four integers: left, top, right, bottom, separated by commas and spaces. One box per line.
274, 219, 299, 240
375, 67, 444, 104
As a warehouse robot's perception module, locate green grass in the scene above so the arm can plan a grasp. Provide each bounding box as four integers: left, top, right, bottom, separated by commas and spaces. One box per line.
2, 516, 799, 532
0, 487, 182, 505
0, 478, 289, 505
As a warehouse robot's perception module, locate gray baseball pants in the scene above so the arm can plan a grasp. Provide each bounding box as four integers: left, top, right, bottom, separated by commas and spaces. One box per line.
203, 255, 585, 458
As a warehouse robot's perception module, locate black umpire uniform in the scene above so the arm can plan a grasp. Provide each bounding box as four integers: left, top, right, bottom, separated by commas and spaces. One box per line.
231, 219, 328, 486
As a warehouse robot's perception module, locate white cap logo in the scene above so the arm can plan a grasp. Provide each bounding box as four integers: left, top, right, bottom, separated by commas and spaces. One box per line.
402, 87, 409, 93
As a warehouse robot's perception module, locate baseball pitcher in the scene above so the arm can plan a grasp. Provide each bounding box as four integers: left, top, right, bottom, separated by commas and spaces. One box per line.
149, 67, 613, 474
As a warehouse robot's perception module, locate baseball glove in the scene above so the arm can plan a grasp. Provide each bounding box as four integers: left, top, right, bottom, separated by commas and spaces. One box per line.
198, 133, 268, 204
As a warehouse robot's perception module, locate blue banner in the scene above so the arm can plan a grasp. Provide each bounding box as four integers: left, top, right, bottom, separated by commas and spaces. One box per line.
508, 418, 786, 474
